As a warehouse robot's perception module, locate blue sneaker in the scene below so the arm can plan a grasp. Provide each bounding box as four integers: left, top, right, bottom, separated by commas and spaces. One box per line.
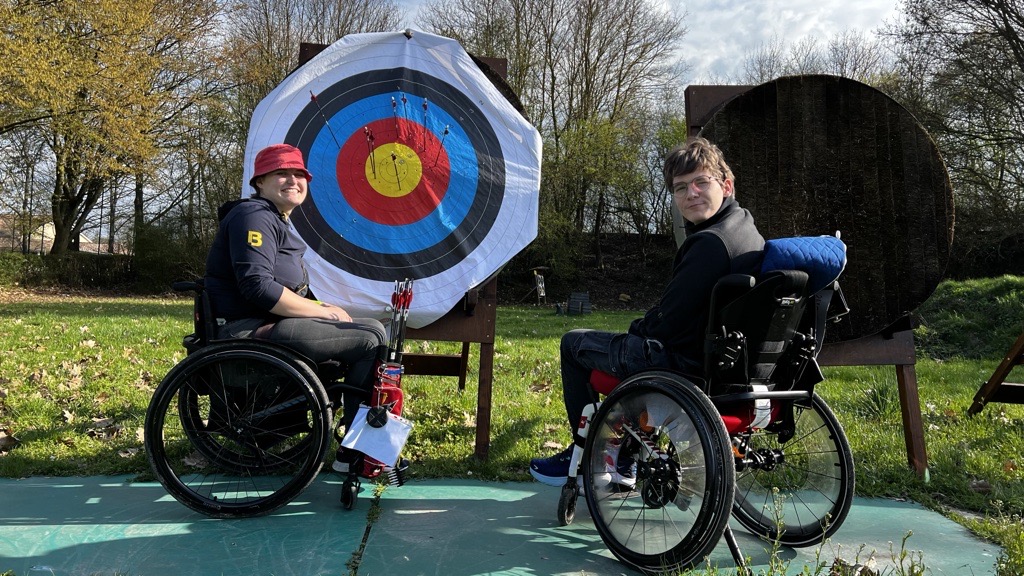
529, 446, 574, 486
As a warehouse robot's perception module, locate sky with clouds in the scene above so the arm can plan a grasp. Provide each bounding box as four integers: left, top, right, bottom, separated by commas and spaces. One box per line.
671, 0, 902, 81
394, 0, 902, 83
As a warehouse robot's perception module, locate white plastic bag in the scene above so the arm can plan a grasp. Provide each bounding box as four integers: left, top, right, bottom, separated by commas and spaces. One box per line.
340, 404, 413, 465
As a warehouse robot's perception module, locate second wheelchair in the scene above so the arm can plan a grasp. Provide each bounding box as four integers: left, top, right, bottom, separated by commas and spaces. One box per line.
555, 236, 855, 574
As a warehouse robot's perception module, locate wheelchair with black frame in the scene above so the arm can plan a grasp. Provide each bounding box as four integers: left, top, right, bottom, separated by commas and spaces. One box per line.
143, 279, 412, 518
555, 235, 854, 574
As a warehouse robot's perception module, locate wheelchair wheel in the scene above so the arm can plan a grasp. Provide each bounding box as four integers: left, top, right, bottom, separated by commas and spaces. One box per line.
341, 475, 360, 510
557, 480, 579, 526
582, 371, 734, 574
731, 393, 855, 547
144, 341, 332, 518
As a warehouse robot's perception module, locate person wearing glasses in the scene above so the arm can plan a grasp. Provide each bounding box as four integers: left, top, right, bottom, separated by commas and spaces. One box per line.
204, 143, 386, 472
530, 136, 765, 486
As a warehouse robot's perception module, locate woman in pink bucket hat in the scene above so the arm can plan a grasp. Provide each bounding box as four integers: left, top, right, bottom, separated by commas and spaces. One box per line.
203, 143, 386, 474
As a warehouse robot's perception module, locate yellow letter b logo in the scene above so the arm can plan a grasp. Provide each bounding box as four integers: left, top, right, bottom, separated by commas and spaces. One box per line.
247, 231, 262, 247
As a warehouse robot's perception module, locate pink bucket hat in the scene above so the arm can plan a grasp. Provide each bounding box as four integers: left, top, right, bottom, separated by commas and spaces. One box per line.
249, 144, 312, 188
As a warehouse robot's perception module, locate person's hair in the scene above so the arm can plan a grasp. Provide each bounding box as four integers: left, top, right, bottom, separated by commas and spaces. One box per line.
662, 137, 734, 191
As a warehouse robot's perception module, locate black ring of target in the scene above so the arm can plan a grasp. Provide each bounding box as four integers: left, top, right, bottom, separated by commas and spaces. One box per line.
285, 68, 505, 281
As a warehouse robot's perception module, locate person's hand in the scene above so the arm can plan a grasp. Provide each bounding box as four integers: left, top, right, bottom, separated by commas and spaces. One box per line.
317, 301, 352, 322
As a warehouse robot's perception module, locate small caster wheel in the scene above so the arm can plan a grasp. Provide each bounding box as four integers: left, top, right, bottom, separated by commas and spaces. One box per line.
341, 476, 360, 510
557, 482, 579, 526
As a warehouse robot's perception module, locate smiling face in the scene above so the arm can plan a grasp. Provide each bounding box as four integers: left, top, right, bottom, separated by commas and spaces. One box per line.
255, 169, 309, 216
672, 170, 734, 224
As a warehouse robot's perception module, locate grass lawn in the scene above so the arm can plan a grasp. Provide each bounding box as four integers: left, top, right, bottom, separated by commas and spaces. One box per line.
1, 284, 1023, 574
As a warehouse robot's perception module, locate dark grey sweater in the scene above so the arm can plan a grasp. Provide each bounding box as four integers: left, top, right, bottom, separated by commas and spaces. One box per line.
629, 195, 765, 371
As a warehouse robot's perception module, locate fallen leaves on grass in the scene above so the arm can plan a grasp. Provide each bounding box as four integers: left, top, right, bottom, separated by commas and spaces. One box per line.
87, 417, 123, 439
830, 557, 879, 575
184, 452, 208, 468
0, 429, 19, 452
529, 380, 552, 393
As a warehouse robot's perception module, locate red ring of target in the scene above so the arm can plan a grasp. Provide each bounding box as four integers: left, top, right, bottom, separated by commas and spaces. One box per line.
336, 117, 451, 226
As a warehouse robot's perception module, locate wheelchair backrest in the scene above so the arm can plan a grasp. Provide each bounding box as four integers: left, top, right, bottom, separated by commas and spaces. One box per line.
171, 279, 217, 353
704, 235, 847, 394
762, 234, 848, 351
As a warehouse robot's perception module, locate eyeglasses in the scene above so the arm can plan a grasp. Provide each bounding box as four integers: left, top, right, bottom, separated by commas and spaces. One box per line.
672, 175, 721, 194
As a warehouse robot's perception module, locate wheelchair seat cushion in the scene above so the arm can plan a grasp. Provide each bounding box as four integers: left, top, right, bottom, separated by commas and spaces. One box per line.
760, 235, 846, 294
590, 370, 621, 395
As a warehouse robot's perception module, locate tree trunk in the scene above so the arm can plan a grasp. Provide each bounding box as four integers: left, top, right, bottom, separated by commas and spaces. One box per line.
592, 189, 605, 269
133, 171, 145, 255
107, 183, 117, 253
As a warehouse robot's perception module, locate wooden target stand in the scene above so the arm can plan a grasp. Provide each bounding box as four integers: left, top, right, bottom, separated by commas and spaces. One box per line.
684, 81, 955, 478
968, 330, 1024, 416
816, 319, 927, 476
297, 43, 509, 459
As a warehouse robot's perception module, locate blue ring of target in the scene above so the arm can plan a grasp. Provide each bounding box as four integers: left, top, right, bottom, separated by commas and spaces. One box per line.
285, 68, 505, 281
307, 96, 476, 252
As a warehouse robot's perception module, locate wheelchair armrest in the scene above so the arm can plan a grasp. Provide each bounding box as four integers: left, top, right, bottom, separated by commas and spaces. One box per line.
716, 274, 756, 291
172, 280, 202, 293
709, 274, 755, 313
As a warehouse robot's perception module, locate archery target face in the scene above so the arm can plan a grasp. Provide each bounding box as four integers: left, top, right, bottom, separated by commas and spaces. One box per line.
244, 32, 541, 328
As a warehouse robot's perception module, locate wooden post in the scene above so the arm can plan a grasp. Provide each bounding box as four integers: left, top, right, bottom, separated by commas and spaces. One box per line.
817, 328, 929, 477
403, 277, 498, 460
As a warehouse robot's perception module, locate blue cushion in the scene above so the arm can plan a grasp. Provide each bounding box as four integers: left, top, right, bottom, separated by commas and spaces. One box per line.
761, 236, 847, 294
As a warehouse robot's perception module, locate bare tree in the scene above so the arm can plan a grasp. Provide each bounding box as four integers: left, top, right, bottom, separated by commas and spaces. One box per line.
828, 29, 887, 80
743, 35, 787, 84
880, 0, 1024, 275
740, 29, 894, 85
786, 36, 827, 75
421, 0, 685, 273
0, 129, 48, 253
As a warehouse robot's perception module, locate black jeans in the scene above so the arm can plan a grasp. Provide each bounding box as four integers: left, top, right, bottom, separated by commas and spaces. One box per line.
221, 317, 386, 429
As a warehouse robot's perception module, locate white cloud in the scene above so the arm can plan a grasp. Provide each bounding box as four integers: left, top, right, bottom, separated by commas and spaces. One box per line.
393, 0, 901, 83
674, 0, 900, 82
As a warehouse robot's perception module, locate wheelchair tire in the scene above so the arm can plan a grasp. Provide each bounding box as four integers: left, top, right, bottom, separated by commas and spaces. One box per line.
582, 371, 734, 574
557, 481, 579, 526
144, 341, 332, 518
341, 475, 359, 510
731, 393, 855, 547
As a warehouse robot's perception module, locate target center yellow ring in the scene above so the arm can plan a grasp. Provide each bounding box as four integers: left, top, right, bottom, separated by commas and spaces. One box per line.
366, 142, 423, 198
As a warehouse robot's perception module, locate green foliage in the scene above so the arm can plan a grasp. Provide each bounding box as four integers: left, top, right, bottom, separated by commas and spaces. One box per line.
914, 275, 1024, 359
131, 220, 209, 291
515, 208, 586, 292
0, 253, 30, 286
0, 252, 132, 289
41, 254, 133, 289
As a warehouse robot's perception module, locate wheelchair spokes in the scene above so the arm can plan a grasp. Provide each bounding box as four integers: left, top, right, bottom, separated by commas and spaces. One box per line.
145, 342, 331, 517
581, 375, 734, 573
731, 393, 854, 547
177, 359, 316, 473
